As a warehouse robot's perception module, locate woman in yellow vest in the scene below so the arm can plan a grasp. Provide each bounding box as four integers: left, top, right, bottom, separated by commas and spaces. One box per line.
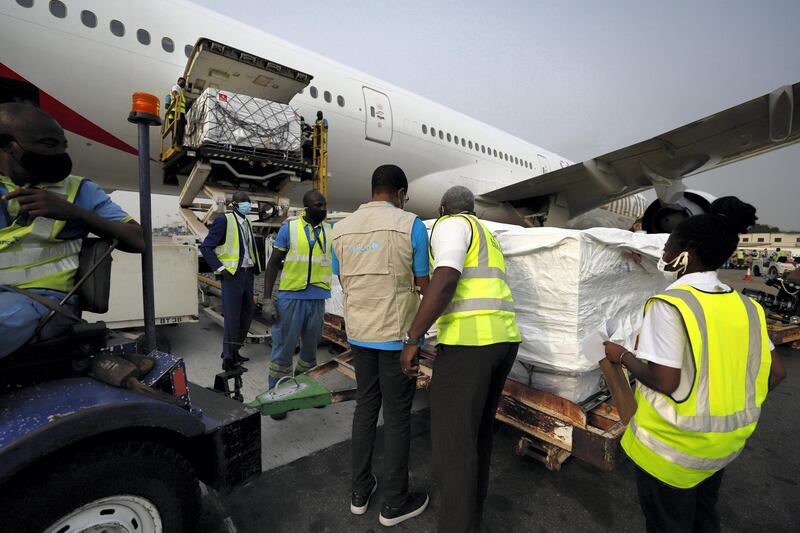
604, 196, 786, 533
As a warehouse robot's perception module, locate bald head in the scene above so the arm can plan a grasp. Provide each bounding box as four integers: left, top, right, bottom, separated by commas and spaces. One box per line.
440, 186, 475, 216
0, 102, 69, 185
0, 102, 63, 140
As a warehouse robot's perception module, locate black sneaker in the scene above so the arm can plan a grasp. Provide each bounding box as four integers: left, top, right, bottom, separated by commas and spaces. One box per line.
270, 412, 287, 421
379, 492, 429, 527
350, 474, 377, 515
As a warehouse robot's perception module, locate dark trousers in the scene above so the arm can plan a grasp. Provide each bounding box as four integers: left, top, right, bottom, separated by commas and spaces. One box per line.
431, 342, 518, 533
175, 113, 186, 145
635, 465, 725, 533
351, 345, 416, 508
220, 269, 254, 361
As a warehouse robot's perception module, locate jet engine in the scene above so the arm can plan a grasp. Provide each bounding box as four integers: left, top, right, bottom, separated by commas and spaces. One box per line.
642, 189, 717, 233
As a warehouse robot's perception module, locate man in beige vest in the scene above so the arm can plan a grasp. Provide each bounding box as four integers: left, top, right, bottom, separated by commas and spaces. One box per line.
332, 164, 430, 527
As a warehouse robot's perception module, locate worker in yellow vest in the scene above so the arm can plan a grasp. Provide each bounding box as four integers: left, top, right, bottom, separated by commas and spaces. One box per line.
603, 196, 786, 532
168, 76, 187, 145
401, 185, 520, 533
199, 191, 262, 371
0, 103, 144, 358
262, 190, 330, 417
736, 248, 745, 268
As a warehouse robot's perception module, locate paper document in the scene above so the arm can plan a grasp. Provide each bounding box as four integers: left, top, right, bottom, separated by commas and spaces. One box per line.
581, 330, 608, 364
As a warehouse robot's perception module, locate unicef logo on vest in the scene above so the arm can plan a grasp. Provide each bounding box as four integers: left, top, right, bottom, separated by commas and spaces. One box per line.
349, 242, 382, 253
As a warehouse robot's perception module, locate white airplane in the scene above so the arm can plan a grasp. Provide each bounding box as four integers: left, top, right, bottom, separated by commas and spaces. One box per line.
1, 0, 798, 231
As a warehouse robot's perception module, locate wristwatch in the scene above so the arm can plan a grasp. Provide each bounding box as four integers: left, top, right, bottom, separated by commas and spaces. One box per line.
402, 332, 421, 346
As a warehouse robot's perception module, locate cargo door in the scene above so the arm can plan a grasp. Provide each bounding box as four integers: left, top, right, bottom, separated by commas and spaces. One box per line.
363, 87, 393, 145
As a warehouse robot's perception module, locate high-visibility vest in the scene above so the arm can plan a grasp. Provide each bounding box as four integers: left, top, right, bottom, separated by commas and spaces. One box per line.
0, 175, 85, 292
278, 217, 332, 292
168, 87, 186, 118
430, 214, 520, 346
621, 286, 772, 489
736, 250, 744, 259
214, 213, 261, 275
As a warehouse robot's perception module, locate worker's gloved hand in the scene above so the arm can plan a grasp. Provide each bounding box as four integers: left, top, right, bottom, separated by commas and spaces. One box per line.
262, 299, 279, 325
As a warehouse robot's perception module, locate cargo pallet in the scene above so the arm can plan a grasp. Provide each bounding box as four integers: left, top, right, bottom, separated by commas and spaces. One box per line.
319, 313, 628, 472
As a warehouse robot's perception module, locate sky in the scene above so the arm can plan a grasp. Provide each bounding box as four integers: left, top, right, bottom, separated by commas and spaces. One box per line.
131, 0, 800, 229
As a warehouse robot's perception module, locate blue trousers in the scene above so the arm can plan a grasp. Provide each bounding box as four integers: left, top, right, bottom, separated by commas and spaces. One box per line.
0, 287, 78, 359
268, 298, 325, 388
221, 269, 255, 362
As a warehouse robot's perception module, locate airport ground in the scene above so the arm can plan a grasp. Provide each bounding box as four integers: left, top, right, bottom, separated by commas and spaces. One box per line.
159, 270, 799, 532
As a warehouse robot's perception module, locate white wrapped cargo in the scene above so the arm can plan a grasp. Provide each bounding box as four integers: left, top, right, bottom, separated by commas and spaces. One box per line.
508, 361, 604, 404
185, 88, 302, 155
496, 226, 669, 373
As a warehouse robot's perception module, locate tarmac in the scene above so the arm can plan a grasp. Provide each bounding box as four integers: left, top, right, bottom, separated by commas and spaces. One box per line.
160, 269, 799, 532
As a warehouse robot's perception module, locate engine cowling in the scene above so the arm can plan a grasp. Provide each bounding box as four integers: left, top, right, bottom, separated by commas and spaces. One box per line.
642, 190, 717, 233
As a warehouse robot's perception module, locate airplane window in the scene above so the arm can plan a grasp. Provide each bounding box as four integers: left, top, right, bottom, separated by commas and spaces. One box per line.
481, 145, 486, 154
110, 20, 125, 37
137, 29, 151, 46
184, 45, 193, 58
324, 90, 332, 103
468, 140, 473, 149
461, 138, 465, 147
422, 125, 427, 134
337, 95, 345, 107
505, 154, 509, 161
16, 0, 34, 8
431, 127, 436, 137
439, 130, 444, 140
454, 135, 459, 144
80, 10, 97, 28
309, 86, 318, 98
446, 133, 451, 142
514, 156, 519, 165
499, 152, 503, 159
162, 37, 174, 53
49, 0, 66, 18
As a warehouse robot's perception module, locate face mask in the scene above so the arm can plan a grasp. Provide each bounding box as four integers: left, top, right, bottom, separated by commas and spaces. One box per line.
657, 251, 689, 277
305, 207, 327, 225
12, 141, 72, 184
236, 202, 251, 216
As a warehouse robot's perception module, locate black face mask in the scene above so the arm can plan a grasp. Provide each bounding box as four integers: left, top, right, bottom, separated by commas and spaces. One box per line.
306, 208, 327, 226
12, 141, 73, 184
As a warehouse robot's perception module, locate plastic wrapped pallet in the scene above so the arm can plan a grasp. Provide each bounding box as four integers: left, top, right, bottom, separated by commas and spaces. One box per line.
496, 226, 669, 373
508, 361, 603, 404
185, 88, 302, 155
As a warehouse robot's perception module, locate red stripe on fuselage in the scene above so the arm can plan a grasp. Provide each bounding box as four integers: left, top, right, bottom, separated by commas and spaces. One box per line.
0, 63, 138, 156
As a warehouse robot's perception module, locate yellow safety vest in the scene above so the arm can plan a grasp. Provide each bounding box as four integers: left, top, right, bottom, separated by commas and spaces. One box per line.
214, 212, 261, 275
0, 175, 85, 292
621, 286, 772, 489
430, 214, 520, 346
279, 217, 332, 292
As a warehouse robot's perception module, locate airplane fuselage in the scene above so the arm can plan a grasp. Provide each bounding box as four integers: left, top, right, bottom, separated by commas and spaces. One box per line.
1, 0, 589, 223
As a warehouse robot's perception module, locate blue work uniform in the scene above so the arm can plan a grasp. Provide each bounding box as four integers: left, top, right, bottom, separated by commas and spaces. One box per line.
0, 179, 131, 358
268, 220, 331, 388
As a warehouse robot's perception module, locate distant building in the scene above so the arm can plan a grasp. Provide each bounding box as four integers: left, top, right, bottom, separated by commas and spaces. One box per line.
739, 232, 800, 253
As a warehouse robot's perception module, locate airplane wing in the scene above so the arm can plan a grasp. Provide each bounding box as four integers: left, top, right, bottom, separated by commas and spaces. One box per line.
481, 82, 800, 220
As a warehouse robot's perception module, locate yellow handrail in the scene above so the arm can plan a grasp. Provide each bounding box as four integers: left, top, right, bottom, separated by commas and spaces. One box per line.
312, 122, 328, 199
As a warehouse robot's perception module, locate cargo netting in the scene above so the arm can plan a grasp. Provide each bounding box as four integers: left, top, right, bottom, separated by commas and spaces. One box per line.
185, 88, 303, 162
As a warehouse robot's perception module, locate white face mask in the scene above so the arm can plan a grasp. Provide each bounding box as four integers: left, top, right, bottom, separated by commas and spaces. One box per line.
657, 251, 690, 278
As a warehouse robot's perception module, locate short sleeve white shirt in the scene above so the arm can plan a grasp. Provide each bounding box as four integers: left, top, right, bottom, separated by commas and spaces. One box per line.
636, 271, 773, 400
430, 215, 472, 273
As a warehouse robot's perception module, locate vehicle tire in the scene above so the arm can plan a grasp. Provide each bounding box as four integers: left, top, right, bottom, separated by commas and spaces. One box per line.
753, 266, 761, 277
770, 267, 778, 276
0, 440, 200, 533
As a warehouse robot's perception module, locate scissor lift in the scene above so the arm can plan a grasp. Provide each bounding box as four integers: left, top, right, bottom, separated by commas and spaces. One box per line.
160, 38, 329, 239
